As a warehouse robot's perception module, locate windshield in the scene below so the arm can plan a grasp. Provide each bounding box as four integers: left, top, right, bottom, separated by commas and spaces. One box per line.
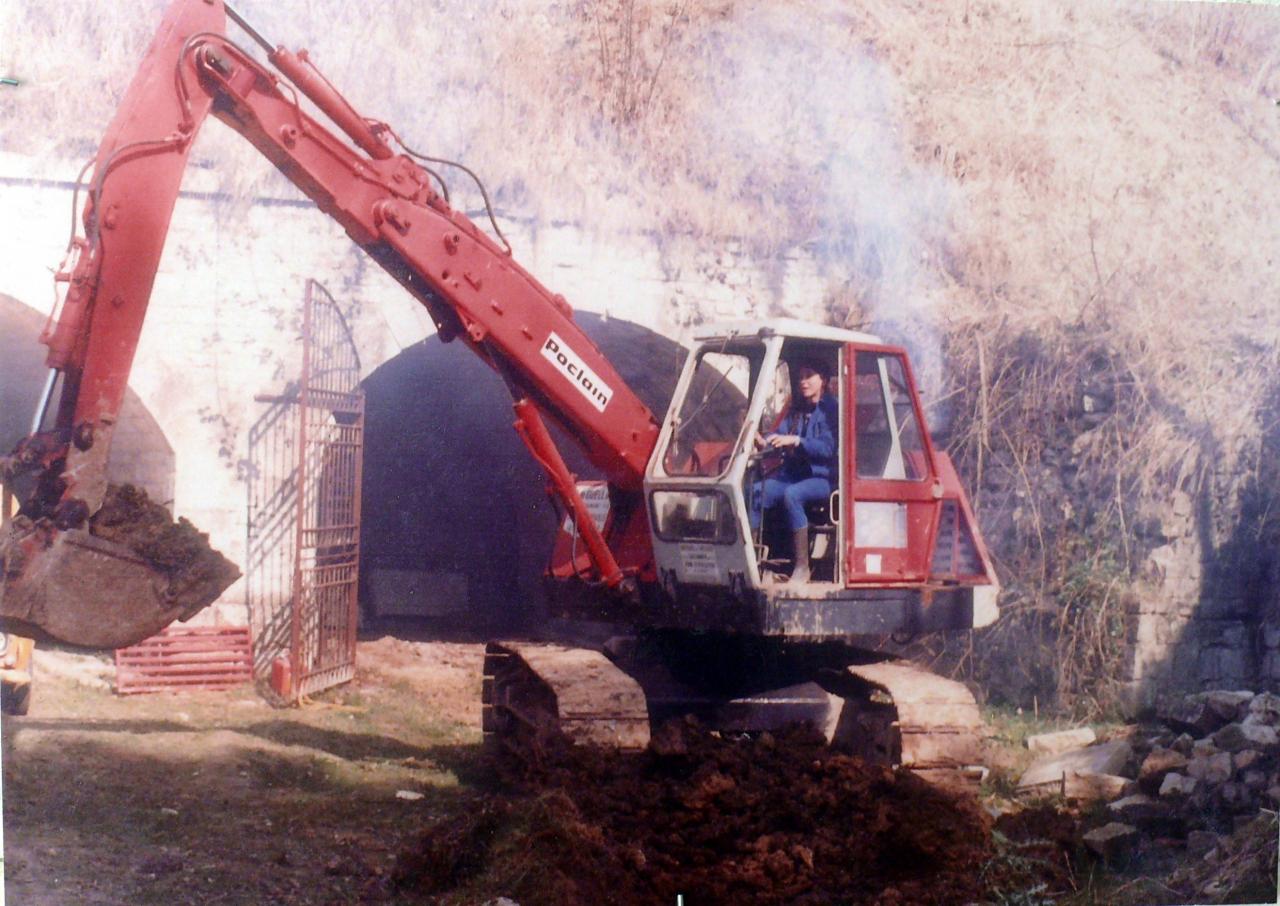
661, 347, 760, 477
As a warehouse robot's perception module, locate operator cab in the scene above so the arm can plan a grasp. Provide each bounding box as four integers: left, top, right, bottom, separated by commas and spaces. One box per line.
646, 320, 855, 591
641, 318, 998, 639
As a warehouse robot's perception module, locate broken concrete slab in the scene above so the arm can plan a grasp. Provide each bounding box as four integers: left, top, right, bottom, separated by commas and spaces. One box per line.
1017, 739, 1133, 792
1025, 727, 1097, 756
1063, 772, 1130, 801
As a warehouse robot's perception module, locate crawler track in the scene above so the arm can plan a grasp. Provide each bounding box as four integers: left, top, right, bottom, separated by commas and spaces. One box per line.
482, 641, 650, 760
483, 641, 984, 790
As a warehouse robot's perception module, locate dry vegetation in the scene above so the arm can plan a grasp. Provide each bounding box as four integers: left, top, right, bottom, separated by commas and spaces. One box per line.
5, 0, 1280, 713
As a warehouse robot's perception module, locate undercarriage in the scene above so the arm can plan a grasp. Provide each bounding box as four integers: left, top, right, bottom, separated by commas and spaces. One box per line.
482, 632, 985, 789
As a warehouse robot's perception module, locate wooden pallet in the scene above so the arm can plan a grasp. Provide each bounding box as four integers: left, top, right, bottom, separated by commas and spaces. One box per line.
115, 626, 254, 695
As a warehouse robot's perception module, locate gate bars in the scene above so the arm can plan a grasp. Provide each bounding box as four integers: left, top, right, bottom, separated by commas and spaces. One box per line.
246, 279, 364, 702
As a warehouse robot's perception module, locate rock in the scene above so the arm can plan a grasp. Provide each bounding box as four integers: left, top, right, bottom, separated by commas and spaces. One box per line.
1267, 784, 1280, 806
1159, 772, 1198, 798
1187, 751, 1233, 784
1212, 722, 1279, 753
1245, 691, 1280, 726
1191, 738, 1218, 758
1159, 696, 1222, 737
1061, 773, 1129, 801
1202, 690, 1254, 722
1138, 746, 1188, 793
1185, 829, 1220, 859
1083, 822, 1138, 863
1241, 769, 1268, 791
1108, 793, 1178, 833
1171, 733, 1195, 755
1218, 781, 1254, 812
1018, 740, 1133, 792
1232, 749, 1263, 773
1026, 727, 1097, 756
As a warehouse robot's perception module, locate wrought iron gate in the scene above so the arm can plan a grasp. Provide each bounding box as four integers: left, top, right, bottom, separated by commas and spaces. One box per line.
247, 280, 364, 702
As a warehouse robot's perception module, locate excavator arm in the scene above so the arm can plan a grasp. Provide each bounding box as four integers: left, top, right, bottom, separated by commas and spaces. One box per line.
0, 0, 660, 647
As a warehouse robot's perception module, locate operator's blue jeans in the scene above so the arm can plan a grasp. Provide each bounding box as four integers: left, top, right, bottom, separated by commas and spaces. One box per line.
750, 476, 831, 533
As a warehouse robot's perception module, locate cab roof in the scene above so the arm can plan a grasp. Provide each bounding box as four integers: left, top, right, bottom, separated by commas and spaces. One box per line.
690, 317, 883, 346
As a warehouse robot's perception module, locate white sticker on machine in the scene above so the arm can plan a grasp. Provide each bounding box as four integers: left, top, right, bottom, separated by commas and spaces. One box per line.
542, 332, 613, 412
563, 481, 611, 536
679, 543, 721, 583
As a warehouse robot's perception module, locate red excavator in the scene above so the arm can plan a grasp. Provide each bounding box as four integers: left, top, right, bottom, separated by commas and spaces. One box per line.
0, 1, 998, 781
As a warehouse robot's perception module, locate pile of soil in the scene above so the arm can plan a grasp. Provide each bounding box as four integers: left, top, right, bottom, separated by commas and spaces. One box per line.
90, 483, 240, 618
391, 721, 1005, 904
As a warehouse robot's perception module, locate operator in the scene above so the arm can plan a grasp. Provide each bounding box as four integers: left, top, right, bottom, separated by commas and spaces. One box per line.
752, 359, 837, 583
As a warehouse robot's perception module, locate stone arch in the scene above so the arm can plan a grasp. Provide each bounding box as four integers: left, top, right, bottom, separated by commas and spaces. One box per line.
0, 293, 175, 508
358, 312, 687, 632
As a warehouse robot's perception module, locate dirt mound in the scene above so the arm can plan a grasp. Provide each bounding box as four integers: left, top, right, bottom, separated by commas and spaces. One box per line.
989, 805, 1078, 897
90, 483, 240, 618
392, 721, 1002, 904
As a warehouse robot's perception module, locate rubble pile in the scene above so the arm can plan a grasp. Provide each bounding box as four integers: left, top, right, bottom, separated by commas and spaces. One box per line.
1018, 690, 1280, 902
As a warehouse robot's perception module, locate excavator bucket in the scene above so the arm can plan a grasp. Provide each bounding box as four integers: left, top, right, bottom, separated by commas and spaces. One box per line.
0, 486, 239, 649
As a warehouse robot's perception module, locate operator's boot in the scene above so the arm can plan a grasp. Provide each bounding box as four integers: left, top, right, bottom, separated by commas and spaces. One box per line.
789, 527, 811, 584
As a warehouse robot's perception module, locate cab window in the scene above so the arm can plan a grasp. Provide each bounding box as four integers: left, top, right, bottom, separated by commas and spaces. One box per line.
661, 349, 756, 477
855, 352, 926, 481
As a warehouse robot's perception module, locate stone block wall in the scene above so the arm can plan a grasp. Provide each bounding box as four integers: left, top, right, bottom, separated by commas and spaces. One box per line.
0, 153, 829, 624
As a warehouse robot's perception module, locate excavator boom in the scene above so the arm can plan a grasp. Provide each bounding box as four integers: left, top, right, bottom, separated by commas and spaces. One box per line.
1, 0, 659, 646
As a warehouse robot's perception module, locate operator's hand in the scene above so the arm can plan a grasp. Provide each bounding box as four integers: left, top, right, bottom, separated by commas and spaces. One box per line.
766, 434, 802, 450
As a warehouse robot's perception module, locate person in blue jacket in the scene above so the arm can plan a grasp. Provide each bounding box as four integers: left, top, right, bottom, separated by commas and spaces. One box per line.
754, 359, 837, 583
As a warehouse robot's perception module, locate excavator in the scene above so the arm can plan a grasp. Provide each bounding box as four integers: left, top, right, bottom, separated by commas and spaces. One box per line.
0, 0, 998, 782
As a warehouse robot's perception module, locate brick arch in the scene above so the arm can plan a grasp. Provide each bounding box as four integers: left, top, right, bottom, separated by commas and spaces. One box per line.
357, 312, 688, 632
0, 293, 175, 508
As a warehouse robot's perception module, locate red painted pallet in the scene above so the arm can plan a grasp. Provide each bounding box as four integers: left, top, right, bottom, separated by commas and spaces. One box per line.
115, 625, 254, 695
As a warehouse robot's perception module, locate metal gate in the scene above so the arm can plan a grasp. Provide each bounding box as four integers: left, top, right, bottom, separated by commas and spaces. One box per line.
246, 279, 364, 702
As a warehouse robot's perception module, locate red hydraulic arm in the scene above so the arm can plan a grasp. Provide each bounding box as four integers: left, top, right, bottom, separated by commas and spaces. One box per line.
19, 0, 661, 586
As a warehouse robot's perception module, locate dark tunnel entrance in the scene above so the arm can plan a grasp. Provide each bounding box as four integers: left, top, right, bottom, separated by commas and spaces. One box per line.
358, 313, 688, 635
0, 292, 175, 510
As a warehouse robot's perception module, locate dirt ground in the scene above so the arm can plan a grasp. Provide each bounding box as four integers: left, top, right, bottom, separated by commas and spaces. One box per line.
3, 636, 486, 905
0, 635, 1194, 906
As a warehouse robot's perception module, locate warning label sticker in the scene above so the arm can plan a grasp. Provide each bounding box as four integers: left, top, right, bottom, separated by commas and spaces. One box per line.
542, 332, 613, 413
563, 481, 611, 536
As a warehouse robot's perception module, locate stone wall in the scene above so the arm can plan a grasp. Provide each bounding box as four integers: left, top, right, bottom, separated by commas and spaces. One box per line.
0, 153, 829, 624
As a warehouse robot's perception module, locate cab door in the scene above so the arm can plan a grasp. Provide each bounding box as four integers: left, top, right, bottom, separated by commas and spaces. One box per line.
842, 345, 941, 584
